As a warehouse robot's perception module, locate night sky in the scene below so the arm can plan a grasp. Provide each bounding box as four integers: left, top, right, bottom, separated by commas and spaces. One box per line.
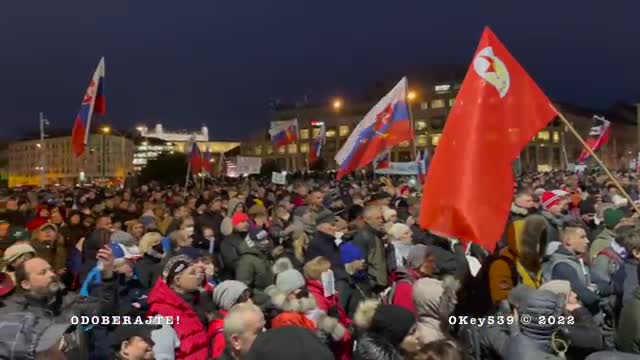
0, 1, 638, 141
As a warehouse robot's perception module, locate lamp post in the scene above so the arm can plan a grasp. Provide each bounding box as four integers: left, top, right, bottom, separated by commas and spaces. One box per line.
101, 126, 111, 179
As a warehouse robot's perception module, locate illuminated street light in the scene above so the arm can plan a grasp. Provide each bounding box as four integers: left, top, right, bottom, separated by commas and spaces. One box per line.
101, 126, 111, 134
407, 90, 417, 101
136, 126, 145, 132
36, 143, 41, 149
141, 141, 148, 146
332, 98, 343, 111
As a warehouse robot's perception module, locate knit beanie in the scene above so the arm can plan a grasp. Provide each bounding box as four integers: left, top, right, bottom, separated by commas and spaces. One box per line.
245, 326, 333, 360
406, 244, 431, 269
212, 280, 249, 310
162, 255, 193, 285
2, 243, 36, 266
520, 289, 565, 347
340, 242, 365, 264
541, 190, 567, 211
275, 269, 306, 295
369, 304, 416, 347
603, 208, 624, 229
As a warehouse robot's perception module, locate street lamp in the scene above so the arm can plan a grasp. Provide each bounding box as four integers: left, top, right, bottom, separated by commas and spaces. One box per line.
332, 98, 343, 111
101, 126, 111, 134
407, 90, 417, 102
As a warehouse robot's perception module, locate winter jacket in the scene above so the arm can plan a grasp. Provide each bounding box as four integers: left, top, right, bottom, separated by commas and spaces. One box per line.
220, 232, 245, 277
388, 268, 419, 315
196, 211, 224, 237
543, 245, 602, 314
235, 244, 274, 304
590, 228, 617, 261
585, 351, 640, 360
412, 277, 446, 345
497, 203, 530, 251
306, 231, 345, 277
307, 279, 351, 327
151, 317, 181, 360
490, 215, 547, 304
137, 251, 165, 290
147, 279, 209, 360
541, 211, 563, 255
30, 236, 67, 272
592, 243, 625, 284
352, 224, 388, 288
353, 333, 404, 360
335, 275, 374, 319
207, 310, 227, 359
615, 287, 640, 354
502, 334, 562, 360
566, 306, 604, 360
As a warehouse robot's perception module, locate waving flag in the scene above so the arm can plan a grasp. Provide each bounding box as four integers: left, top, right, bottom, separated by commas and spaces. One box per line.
416, 149, 429, 183
420, 27, 558, 251
270, 119, 299, 147
202, 148, 213, 173
335, 77, 413, 179
189, 144, 203, 174
576, 116, 611, 164
308, 123, 326, 164
374, 151, 391, 170
71, 57, 106, 157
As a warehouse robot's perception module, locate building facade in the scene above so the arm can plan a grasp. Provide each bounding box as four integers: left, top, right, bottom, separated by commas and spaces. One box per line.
8, 134, 135, 187
241, 83, 638, 173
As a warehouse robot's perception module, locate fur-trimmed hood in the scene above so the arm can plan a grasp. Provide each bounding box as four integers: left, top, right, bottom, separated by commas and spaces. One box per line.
517, 214, 549, 272
269, 287, 318, 313
511, 203, 530, 217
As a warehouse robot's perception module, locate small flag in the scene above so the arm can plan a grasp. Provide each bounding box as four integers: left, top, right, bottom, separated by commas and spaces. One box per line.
374, 151, 391, 170
71, 57, 106, 157
269, 119, 299, 147
308, 123, 327, 165
576, 116, 611, 164
190, 144, 203, 174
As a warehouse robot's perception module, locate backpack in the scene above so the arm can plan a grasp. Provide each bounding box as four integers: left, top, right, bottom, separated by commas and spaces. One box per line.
380, 277, 413, 305
457, 253, 519, 318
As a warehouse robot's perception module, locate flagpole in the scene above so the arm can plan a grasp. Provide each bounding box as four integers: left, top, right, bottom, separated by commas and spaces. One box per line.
406, 80, 418, 160
184, 135, 195, 198
557, 111, 639, 213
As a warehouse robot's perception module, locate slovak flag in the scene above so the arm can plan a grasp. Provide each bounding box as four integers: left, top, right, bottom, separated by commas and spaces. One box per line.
190, 144, 203, 174
71, 57, 106, 157
576, 116, 611, 164
417, 149, 430, 183
335, 77, 413, 179
308, 123, 326, 164
202, 148, 213, 173
269, 119, 299, 147
374, 151, 391, 170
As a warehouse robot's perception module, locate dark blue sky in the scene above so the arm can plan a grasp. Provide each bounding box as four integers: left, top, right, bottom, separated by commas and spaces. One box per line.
0, 1, 638, 140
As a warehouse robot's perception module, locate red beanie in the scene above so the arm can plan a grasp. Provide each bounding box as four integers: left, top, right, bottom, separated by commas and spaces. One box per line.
231, 212, 249, 226
541, 190, 568, 210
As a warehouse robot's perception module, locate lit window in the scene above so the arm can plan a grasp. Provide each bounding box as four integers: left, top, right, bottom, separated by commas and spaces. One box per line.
287, 144, 297, 154
537, 131, 550, 141
434, 84, 451, 93
416, 135, 428, 146
339, 126, 350, 137
300, 143, 309, 153
448, 98, 456, 107
312, 128, 320, 138
431, 99, 446, 109
415, 120, 427, 131
300, 129, 309, 140
326, 129, 336, 138
400, 141, 410, 148
553, 131, 560, 143
431, 134, 441, 146
420, 102, 429, 110
254, 146, 262, 155
277, 146, 285, 154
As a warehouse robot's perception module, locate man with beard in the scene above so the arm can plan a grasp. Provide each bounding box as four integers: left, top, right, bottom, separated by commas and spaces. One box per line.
0, 247, 117, 358
352, 206, 388, 291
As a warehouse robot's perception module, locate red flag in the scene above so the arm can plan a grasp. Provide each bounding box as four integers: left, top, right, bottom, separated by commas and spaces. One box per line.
190, 144, 203, 174
576, 116, 610, 163
420, 27, 558, 250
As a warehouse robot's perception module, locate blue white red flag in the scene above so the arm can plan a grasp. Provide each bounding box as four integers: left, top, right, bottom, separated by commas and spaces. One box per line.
374, 151, 391, 170
71, 57, 106, 157
308, 123, 326, 164
576, 116, 610, 164
269, 119, 299, 147
189, 144, 203, 174
335, 77, 413, 179
416, 149, 430, 183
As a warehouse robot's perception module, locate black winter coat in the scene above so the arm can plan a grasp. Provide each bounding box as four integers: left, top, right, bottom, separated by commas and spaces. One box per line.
136, 252, 164, 290
354, 333, 404, 360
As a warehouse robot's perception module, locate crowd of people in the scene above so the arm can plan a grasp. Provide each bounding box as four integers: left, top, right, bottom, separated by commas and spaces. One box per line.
0, 170, 640, 359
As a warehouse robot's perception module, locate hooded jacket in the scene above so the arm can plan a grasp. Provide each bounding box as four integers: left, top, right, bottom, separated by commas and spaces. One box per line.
541, 211, 563, 255
147, 279, 209, 360
235, 243, 274, 304
489, 214, 547, 303
220, 199, 244, 237
590, 227, 617, 262
219, 231, 245, 276
388, 268, 420, 315
412, 276, 458, 345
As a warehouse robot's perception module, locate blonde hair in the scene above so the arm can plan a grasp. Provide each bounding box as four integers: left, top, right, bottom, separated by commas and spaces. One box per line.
139, 232, 162, 253
386, 223, 411, 242
303, 256, 332, 280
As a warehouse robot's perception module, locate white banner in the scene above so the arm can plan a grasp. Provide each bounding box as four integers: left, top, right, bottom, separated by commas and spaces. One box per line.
374, 161, 420, 175
271, 172, 287, 185
236, 156, 262, 175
